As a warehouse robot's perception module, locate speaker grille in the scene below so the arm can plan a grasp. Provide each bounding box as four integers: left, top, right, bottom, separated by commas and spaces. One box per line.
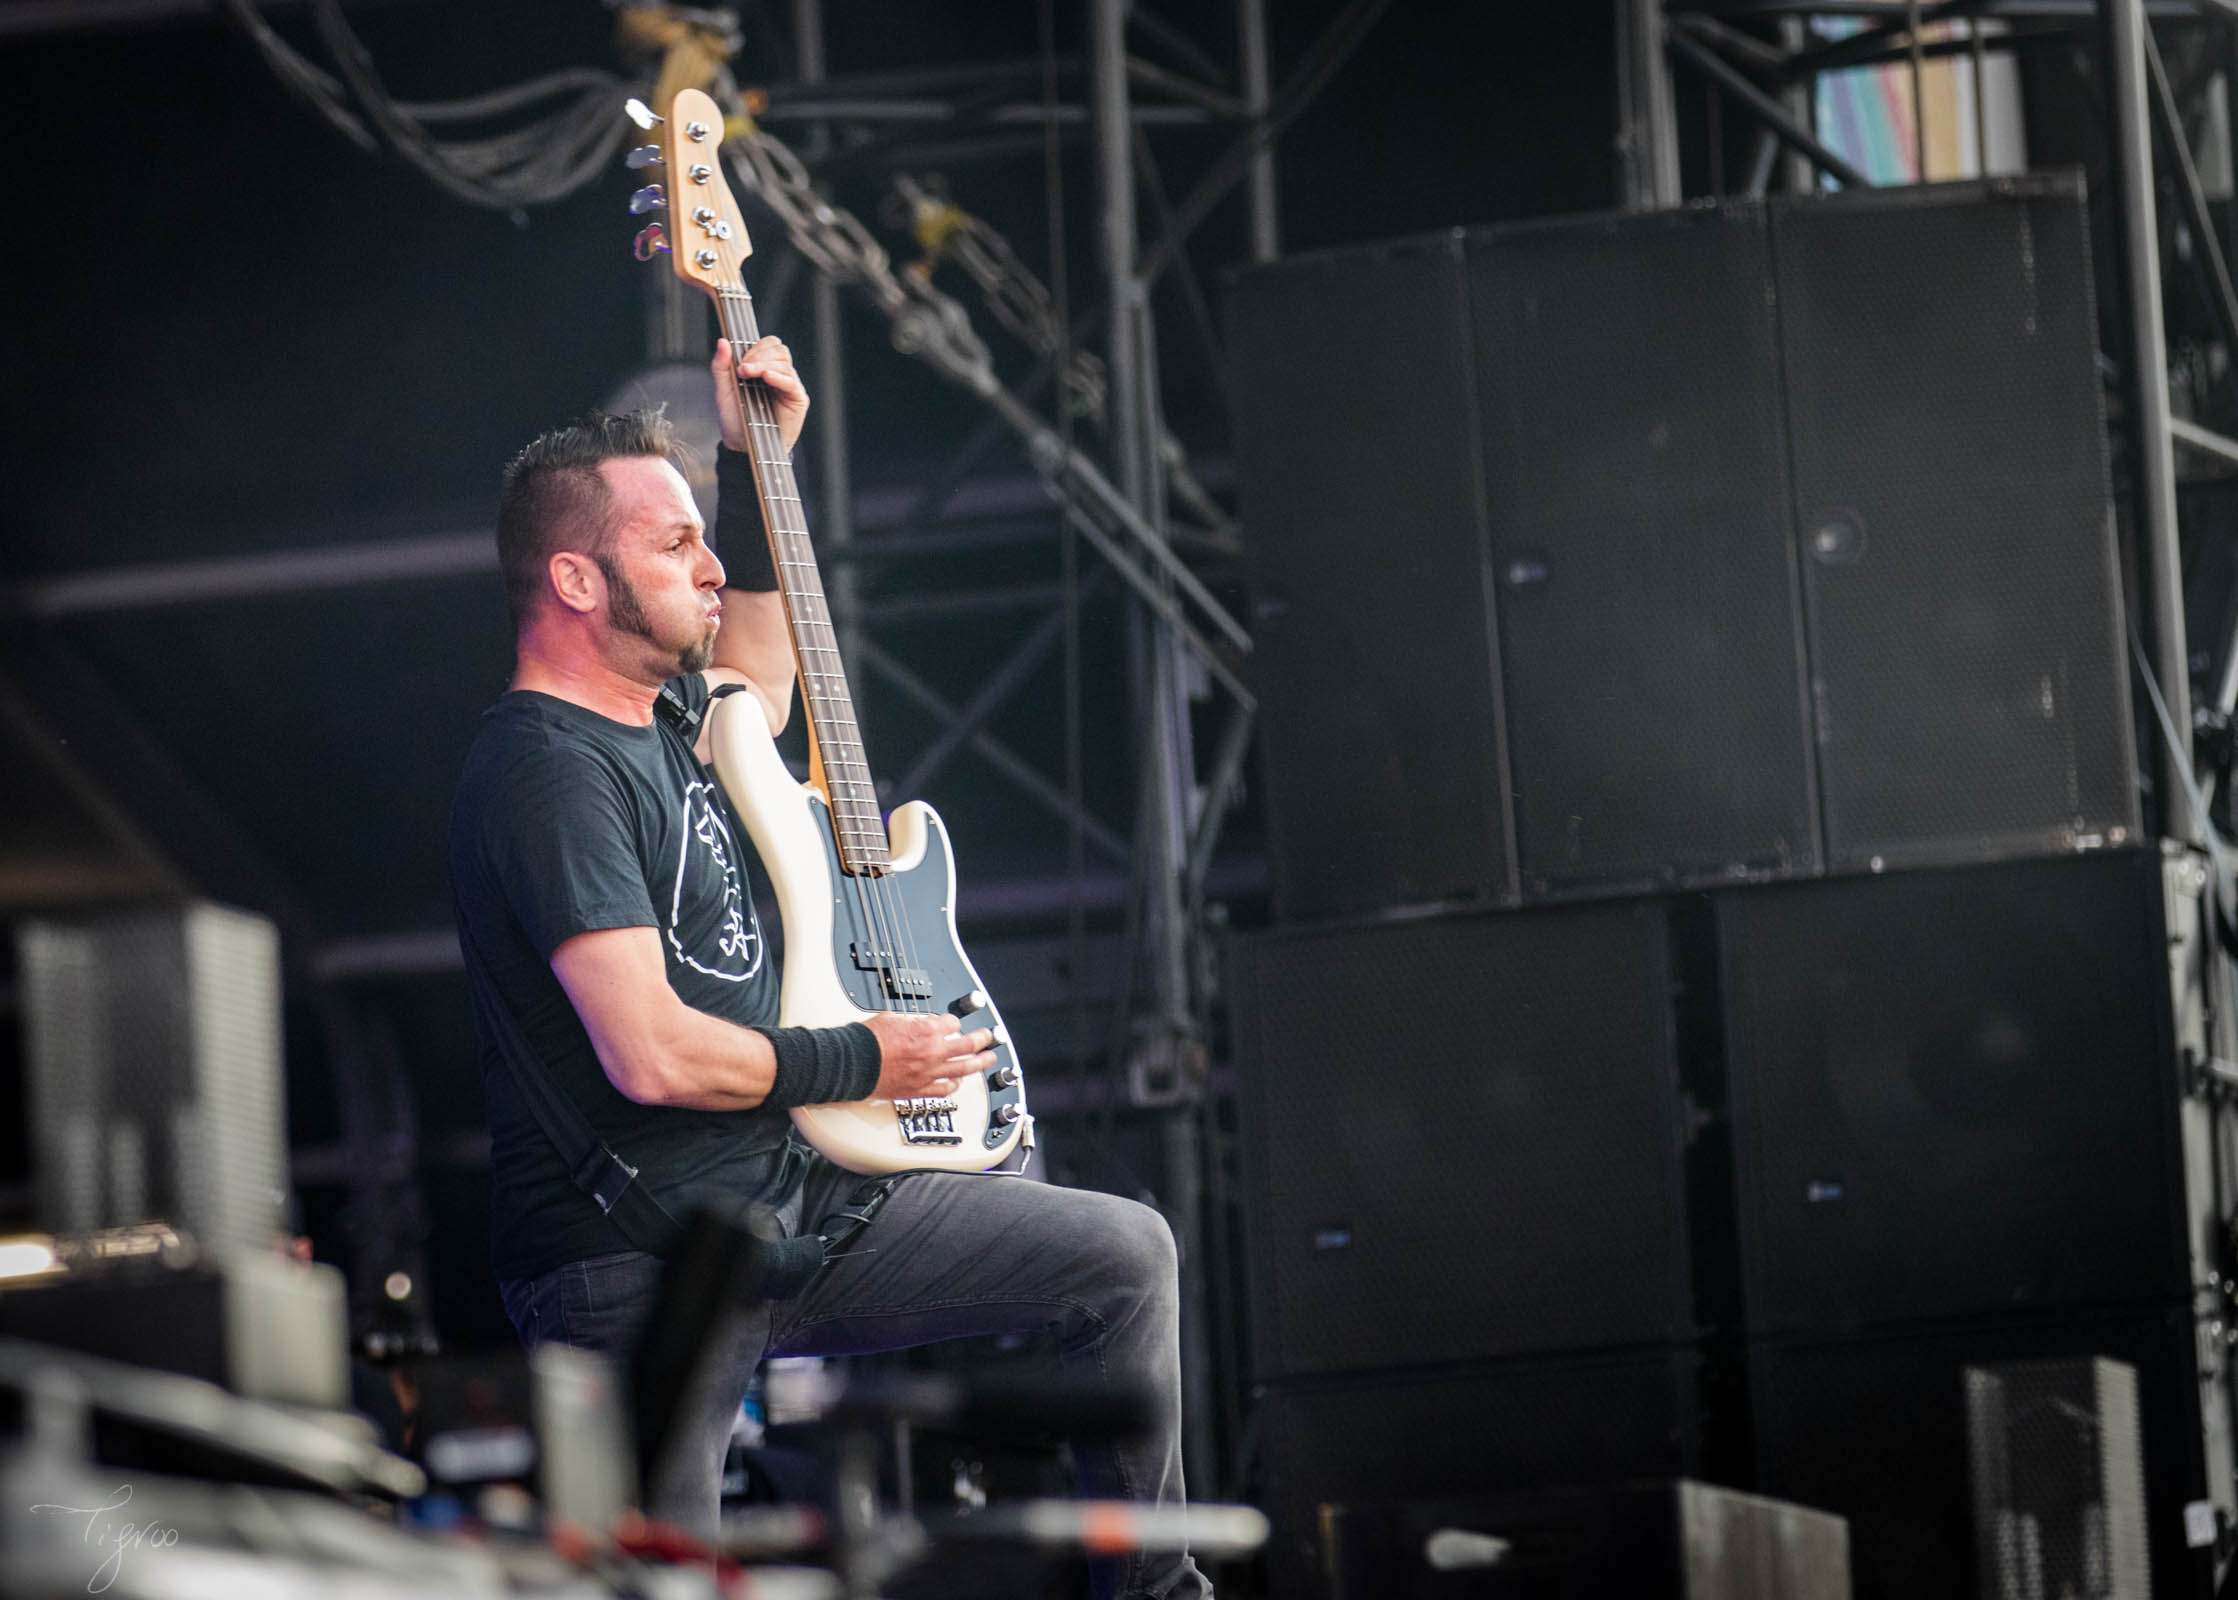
1718, 851, 2184, 1334
1470, 204, 1819, 895
1234, 900, 1689, 1378
1771, 177, 2136, 869
1966, 1357, 2149, 1600
1230, 233, 1516, 919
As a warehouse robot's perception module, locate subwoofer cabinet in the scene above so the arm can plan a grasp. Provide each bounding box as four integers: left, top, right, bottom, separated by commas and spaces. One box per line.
1715, 849, 2191, 1334
1231, 897, 1695, 1380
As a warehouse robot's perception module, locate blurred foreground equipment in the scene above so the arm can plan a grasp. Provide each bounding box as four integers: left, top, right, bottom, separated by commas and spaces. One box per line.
414, 1344, 635, 1534
4, 901, 349, 1409
18, 901, 286, 1261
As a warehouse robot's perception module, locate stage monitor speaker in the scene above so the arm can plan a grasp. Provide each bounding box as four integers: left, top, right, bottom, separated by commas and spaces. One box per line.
1466, 203, 1820, 899
1257, 1349, 1711, 1600
1748, 1308, 2212, 1600
1232, 898, 1692, 1380
1769, 178, 2137, 872
1716, 849, 2188, 1336
1230, 232, 1519, 920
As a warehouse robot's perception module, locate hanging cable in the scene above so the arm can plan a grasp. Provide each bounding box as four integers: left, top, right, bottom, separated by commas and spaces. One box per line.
214, 0, 640, 211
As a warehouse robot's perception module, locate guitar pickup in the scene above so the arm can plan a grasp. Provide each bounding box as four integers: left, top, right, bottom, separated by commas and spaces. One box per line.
850, 943, 933, 999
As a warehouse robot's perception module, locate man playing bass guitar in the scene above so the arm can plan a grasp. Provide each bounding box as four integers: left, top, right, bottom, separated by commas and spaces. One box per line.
447, 333, 1211, 1600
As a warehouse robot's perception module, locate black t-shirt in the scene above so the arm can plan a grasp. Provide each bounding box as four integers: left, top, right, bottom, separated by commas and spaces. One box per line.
448, 672, 797, 1281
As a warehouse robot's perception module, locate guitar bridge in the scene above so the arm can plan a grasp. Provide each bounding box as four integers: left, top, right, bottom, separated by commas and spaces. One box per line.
894, 1096, 963, 1145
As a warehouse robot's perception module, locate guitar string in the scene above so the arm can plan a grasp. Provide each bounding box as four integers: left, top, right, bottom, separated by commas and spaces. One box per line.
713, 286, 907, 1028
712, 272, 959, 1120
709, 291, 893, 1007
724, 323, 939, 1043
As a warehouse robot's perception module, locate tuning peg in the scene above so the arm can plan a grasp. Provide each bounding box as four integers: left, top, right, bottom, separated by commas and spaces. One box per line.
628, 184, 666, 216
633, 222, 669, 261
625, 97, 664, 131
626, 144, 664, 170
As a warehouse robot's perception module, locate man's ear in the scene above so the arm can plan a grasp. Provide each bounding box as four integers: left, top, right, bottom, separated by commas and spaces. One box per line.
548, 550, 603, 616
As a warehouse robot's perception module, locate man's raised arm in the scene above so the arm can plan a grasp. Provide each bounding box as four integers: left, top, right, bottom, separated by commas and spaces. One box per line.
701, 334, 808, 743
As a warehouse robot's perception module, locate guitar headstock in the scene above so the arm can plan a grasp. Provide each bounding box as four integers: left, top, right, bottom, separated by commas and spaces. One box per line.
624, 87, 753, 295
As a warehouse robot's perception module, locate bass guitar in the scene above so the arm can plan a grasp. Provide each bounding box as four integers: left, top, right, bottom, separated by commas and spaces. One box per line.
629, 88, 1030, 1174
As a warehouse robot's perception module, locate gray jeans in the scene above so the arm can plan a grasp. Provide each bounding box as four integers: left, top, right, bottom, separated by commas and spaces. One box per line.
499, 1162, 1212, 1600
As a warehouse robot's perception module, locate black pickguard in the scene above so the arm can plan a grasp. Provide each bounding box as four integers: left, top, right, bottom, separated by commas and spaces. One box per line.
805, 794, 1024, 1150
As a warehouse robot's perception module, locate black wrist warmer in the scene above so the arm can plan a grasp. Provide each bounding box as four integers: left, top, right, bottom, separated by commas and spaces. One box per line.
754, 1022, 882, 1108
713, 446, 779, 591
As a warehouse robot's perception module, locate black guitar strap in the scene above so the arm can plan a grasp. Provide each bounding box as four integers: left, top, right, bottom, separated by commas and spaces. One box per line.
475, 959, 834, 1297
652, 676, 753, 744
652, 678, 702, 741
466, 922, 687, 1259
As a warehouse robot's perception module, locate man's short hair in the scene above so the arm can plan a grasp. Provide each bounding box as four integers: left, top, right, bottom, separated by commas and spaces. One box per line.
496, 408, 686, 631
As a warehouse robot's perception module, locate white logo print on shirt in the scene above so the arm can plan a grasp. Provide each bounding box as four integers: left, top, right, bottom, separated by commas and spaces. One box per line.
669, 780, 763, 982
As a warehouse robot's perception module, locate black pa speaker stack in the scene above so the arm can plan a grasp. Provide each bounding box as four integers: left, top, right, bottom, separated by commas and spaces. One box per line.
1228, 176, 2232, 1599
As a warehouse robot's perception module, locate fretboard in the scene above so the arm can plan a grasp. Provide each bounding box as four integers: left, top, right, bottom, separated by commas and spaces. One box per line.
715, 287, 888, 875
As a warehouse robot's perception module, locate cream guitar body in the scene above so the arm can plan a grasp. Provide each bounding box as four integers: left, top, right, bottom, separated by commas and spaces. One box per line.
708, 692, 1030, 1174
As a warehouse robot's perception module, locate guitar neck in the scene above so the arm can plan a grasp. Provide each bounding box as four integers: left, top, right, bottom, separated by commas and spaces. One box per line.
711, 286, 888, 875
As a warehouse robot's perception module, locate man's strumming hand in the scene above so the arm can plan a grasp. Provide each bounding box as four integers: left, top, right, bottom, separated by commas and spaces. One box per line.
864, 1012, 995, 1102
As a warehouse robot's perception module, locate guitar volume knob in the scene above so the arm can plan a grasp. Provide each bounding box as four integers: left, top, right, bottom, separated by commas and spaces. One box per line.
989, 1065, 1020, 1090
992, 1104, 1022, 1126
948, 989, 988, 1018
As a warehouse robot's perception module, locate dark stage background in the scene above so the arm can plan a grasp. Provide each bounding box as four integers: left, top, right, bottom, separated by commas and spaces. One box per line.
0, 0, 1615, 1347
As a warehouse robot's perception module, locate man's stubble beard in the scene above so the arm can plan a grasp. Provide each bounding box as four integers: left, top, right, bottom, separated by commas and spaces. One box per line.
600, 555, 717, 676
